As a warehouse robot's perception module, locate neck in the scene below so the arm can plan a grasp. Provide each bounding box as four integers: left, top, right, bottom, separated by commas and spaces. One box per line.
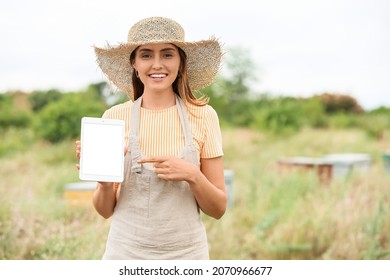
141, 91, 176, 110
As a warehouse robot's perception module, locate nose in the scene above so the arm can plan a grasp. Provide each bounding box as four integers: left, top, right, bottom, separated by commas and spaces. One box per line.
152, 56, 163, 70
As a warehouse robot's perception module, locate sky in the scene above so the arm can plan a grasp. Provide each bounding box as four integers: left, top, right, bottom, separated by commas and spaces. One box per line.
0, 0, 389, 110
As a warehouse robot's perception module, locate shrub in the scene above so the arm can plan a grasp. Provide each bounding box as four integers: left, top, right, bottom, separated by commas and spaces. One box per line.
34, 93, 106, 143
252, 98, 304, 134
300, 97, 328, 128
29, 89, 63, 112
0, 110, 32, 128
0, 93, 32, 128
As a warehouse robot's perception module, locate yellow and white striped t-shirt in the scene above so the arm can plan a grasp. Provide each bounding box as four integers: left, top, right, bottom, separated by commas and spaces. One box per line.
102, 100, 223, 159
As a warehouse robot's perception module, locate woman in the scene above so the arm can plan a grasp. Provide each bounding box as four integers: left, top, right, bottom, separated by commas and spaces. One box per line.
77, 16, 226, 259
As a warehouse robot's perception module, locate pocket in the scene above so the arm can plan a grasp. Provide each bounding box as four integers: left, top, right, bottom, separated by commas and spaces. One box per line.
128, 173, 151, 217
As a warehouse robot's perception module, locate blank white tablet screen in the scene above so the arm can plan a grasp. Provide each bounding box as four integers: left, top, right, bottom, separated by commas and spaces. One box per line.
80, 118, 124, 182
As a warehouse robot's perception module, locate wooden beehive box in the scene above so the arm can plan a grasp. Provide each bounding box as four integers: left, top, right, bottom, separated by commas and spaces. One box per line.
64, 181, 96, 207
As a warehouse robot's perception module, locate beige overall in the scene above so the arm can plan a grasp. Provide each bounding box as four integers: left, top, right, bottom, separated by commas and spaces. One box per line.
102, 96, 209, 259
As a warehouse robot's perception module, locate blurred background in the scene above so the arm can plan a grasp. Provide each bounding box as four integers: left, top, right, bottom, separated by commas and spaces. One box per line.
0, 0, 389, 259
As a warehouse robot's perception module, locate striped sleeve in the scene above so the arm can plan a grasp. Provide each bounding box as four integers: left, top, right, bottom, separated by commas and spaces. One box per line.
201, 105, 224, 159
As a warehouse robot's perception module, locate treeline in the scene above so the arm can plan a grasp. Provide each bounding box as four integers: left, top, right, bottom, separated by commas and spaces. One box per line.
205, 47, 390, 139
0, 82, 114, 143
207, 85, 390, 139
1, 81, 390, 143
1, 48, 389, 143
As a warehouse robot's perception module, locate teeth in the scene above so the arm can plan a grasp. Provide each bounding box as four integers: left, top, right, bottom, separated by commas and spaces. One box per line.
150, 74, 166, 78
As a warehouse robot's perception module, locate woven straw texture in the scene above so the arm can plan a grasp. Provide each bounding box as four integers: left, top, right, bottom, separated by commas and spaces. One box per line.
94, 17, 222, 99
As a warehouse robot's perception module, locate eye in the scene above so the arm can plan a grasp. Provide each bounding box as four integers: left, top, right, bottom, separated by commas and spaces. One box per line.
141, 53, 152, 59
138, 51, 152, 59
162, 52, 174, 58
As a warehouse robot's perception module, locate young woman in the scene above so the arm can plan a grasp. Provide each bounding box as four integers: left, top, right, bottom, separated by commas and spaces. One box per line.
76, 16, 226, 259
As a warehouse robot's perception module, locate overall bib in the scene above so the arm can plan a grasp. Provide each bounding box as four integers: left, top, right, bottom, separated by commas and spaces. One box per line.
102, 96, 209, 259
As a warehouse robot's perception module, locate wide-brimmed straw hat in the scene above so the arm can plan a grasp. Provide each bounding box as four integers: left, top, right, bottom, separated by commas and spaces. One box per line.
94, 17, 222, 99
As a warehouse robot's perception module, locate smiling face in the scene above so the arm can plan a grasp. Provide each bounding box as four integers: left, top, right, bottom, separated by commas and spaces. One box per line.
132, 43, 181, 95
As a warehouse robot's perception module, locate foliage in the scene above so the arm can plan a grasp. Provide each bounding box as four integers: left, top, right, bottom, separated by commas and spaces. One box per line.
368, 106, 390, 115
1, 47, 387, 142
205, 81, 260, 127
299, 96, 328, 128
324, 108, 390, 139
1, 82, 127, 142
203, 47, 367, 135
220, 46, 257, 100
252, 97, 304, 134
203, 46, 260, 127
33, 93, 106, 143
0, 110, 32, 128
0, 93, 32, 128
0, 93, 13, 111
29, 89, 62, 112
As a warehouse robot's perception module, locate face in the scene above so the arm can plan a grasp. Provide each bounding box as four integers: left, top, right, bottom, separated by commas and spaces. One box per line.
133, 43, 181, 94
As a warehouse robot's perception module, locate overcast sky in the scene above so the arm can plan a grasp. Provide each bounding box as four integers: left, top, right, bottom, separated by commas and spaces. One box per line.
1, 0, 389, 110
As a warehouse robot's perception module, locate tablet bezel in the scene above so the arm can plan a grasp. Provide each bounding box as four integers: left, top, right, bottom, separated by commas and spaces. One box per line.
79, 117, 125, 183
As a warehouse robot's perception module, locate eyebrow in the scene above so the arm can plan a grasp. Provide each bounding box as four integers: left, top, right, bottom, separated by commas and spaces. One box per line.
138, 47, 177, 52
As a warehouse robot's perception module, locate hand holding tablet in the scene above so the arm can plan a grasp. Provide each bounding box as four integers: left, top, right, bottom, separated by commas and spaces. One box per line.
79, 117, 125, 183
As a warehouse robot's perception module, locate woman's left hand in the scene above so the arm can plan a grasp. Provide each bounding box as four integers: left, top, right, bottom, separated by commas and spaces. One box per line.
137, 156, 199, 182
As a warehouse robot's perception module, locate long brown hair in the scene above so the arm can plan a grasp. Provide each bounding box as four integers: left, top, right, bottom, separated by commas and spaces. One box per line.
130, 45, 208, 106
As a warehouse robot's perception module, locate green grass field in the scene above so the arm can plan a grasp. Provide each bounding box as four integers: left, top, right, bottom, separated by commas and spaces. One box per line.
1, 127, 389, 259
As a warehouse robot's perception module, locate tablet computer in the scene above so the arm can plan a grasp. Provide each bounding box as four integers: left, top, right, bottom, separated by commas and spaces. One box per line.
79, 117, 125, 182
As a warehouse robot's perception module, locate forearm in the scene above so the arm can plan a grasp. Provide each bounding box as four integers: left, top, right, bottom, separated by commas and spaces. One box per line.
92, 182, 117, 219
188, 171, 227, 219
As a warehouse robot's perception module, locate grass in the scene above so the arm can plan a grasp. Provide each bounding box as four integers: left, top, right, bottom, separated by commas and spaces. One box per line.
0, 127, 389, 259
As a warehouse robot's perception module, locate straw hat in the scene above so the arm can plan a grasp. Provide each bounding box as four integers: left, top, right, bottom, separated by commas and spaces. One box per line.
94, 17, 222, 99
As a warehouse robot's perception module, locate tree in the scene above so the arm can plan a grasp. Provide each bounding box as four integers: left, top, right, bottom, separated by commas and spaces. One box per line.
317, 93, 364, 114
219, 46, 258, 101
29, 89, 62, 112
205, 46, 259, 126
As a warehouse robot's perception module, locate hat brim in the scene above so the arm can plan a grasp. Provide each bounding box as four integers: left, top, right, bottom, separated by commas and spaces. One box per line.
94, 38, 222, 100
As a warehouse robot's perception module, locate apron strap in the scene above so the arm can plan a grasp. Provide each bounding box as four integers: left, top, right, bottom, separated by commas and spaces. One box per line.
129, 97, 143, 173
